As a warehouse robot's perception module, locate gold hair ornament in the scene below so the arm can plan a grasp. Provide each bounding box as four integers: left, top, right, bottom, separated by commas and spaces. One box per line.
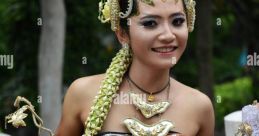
184, 0, 196, 32
140, 0, 154, 6
119, 0, 134, 18
98, 0, 111, 23
98, 0, 134, 31
98, 0, 196, 32
110, 0, 121, 31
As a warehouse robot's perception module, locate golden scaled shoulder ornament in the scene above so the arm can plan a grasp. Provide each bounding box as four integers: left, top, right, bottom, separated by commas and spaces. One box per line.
98, 0, 196, 32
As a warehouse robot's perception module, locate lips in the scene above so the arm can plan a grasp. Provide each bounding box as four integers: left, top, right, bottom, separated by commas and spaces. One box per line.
151, 46, 178, 53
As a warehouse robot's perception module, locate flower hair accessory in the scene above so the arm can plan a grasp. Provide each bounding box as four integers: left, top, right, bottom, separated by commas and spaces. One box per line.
98, 0, 196, 32
98, 0, 133, 31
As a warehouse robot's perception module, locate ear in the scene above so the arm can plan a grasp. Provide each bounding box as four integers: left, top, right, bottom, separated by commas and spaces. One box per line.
115, 28, 130, 45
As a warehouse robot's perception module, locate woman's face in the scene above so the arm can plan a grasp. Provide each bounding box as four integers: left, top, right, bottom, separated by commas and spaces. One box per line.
128, 0, 188, 69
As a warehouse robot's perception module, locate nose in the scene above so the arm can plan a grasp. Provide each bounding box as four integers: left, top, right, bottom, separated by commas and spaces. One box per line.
158, 23, 176, 43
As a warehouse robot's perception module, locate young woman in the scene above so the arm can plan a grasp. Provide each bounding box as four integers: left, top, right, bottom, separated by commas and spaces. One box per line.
55, 0, 215, 135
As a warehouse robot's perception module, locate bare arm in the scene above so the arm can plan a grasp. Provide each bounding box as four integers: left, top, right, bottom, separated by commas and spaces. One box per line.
55, 80, 86, 136
197, 95, 215, 136
55, 75, 102, 136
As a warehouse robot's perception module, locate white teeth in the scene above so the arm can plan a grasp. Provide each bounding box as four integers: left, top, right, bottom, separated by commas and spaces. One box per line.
152, 47, 176, 53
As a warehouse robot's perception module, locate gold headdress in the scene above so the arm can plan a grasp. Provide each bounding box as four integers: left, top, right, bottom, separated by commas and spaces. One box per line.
98, 0, 196, 32
184, 0, 196, 32
98, 0, 133, 31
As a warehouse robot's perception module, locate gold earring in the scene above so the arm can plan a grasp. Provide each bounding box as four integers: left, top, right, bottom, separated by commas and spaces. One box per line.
122, 43, 129, 49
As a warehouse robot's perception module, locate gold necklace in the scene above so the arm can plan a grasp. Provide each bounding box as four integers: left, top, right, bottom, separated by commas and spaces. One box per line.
129, 92, 171, 118
127, 74, 170, 102
124, 76, 174, 136
126, 75, 171, 118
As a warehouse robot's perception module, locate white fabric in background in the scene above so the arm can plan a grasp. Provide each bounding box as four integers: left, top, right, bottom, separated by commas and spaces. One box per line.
242, 105, 259, 135
224, 111, 242, 136
0, 133, 10, 136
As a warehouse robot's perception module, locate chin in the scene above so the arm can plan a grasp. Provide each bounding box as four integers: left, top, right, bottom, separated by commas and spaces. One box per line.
149, 60, 176, 70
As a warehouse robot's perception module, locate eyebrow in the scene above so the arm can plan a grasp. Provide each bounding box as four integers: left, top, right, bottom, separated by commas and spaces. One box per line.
140, 12, 185, 20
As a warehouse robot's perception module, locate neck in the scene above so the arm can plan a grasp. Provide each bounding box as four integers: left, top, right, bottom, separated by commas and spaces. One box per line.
128, 59, 170, 94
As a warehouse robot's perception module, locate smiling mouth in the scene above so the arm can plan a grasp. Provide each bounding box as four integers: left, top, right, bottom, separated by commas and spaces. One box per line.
151, 46, 178, 53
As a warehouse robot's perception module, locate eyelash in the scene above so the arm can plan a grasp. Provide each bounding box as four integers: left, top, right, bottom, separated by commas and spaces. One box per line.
141, 20, 157, 28
172, 18, 185, 27
141, 17, 185, 28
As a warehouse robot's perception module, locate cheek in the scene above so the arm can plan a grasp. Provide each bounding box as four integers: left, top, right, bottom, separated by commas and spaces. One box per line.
177, 29, 188, 49
173, 29, 188, 61
129, 25, 155, 51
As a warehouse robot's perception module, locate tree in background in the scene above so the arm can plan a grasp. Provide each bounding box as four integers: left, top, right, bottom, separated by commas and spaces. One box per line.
196, 0, 214, 101
227, 0, 259, 100
38, 0, 66, 133
0, 0, 258, 135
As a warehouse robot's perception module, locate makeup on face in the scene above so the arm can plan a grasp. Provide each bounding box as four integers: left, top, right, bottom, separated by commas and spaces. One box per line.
127, 0, 188, 68
137, 12, 186, 29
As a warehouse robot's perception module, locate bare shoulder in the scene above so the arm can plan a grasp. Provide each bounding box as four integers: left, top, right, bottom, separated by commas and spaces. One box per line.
69, 73, 105, 92
172, 78, 213, 111
63, 74, 105, 109
55, 74, 105, 136
172, 78, 215, 135
66, 74, 105, 102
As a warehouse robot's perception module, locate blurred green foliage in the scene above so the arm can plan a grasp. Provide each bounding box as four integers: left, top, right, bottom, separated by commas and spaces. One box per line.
214, 77, 253, 128
0, 0, 258, 135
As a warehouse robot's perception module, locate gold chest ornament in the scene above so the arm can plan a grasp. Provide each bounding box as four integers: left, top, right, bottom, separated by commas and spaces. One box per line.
129, 93, 171, 118
123, 93, 174, 136
124, 118, 174, 136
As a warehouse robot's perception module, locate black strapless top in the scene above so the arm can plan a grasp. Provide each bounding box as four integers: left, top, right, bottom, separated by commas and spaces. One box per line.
97, 131, 180, 136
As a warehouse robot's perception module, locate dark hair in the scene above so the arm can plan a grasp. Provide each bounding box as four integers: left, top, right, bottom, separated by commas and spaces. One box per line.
119, 0, 187, 34
119, 0, 138, 34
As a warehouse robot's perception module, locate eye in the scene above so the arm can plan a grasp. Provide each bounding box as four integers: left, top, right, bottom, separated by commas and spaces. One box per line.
141, 20, 157, 28
172, 17, 185, 27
